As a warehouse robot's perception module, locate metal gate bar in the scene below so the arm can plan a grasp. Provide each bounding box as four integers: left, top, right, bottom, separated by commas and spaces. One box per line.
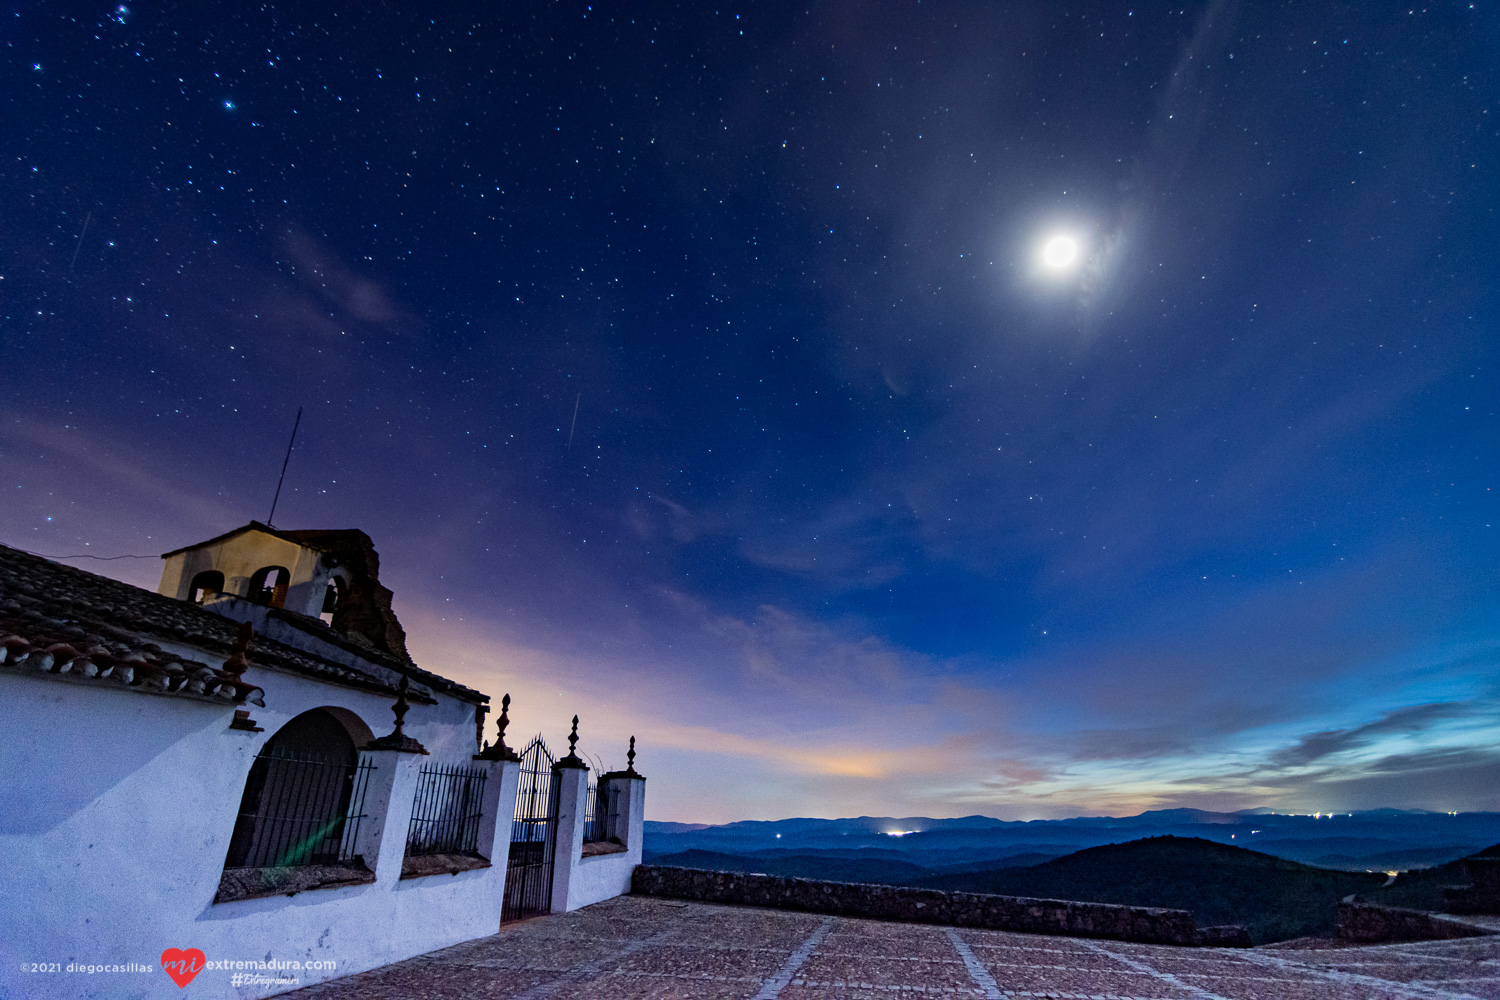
502, 735, 559, 922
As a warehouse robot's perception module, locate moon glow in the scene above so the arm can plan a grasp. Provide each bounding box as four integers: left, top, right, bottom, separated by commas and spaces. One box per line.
1041, 235, 1079, 269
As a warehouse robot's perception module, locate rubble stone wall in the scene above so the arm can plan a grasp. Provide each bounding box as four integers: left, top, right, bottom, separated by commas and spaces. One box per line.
1338, 901, 1494, 943
632, 865, 1216, 946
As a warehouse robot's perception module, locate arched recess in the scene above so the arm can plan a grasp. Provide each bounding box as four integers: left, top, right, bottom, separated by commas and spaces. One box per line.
223, 708, 370, 869
320, 570, 350, 622
317, 704, 375, 747
188, 570, 224, 604
247, 565, 291, 608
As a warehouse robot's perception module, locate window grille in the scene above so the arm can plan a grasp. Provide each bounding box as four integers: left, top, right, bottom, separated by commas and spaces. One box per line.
406, 762, 488, 857
582, 779, 612, 843
224, 749, 373, 869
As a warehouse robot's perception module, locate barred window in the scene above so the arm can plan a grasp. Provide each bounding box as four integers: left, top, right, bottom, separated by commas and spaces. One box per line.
583, 780, 613, 843
224, 709, 372, 869
406, 763, 487, 857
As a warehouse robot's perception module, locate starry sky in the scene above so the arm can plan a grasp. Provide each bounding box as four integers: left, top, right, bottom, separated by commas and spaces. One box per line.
4, 1, 1499, 823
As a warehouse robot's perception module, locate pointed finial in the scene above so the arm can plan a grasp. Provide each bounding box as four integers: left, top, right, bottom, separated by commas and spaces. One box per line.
497, 693, 512, 744
221, 621, 254, 682
474, 693, 519, 761
391, 675, 411, 737
363, 674, 428, 754
602, 735, 643, 781
556, 713, 587, 768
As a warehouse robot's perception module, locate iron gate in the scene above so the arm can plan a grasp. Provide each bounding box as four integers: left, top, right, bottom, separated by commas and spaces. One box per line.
501, 735, 559, 922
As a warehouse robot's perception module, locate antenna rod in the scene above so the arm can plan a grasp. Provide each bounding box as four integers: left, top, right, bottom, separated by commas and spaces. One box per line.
266, 406, 302, 528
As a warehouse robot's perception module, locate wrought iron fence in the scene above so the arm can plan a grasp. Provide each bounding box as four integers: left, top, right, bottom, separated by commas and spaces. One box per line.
582, 779, 612, 843
406, 762, 488, 856
224, 748, 374, 869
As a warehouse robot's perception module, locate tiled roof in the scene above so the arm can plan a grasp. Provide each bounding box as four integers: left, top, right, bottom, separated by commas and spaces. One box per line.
1, 557, 265, 706
155, 523, 484, 704
263, 603, 487, 704
158, 520, 330, 558
0, 544, 452, 706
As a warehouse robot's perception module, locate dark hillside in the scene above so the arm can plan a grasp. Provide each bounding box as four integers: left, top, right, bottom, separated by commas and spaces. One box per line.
1360, 842, 1500, 911
917, 836, 1386, 943
648, 849, 935, 886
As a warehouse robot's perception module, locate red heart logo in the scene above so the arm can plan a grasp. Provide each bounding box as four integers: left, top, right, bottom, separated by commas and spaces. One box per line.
160, 948, 206, 988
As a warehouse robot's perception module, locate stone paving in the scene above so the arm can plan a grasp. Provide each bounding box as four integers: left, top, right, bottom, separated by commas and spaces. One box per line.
285, 895, 1500, 1000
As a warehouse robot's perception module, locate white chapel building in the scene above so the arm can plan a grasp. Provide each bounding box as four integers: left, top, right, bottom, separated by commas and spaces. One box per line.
0, 521, 645, 999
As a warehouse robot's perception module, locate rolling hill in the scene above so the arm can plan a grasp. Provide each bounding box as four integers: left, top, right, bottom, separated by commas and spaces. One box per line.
647, 835, 1393, 943
916, 836, 1386, 943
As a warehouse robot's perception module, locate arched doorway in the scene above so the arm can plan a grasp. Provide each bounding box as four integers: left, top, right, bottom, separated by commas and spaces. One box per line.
224, 709, 370, 869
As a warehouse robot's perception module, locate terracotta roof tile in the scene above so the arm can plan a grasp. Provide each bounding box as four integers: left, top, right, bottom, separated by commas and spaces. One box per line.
263, 603, 487, 704
0, 544, 471, 706
0, 595, 265, 706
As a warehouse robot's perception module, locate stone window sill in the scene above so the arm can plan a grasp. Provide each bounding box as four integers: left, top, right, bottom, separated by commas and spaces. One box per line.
400, 852, 492, 880
582, 840, 628, 857
216, 860, 375, 903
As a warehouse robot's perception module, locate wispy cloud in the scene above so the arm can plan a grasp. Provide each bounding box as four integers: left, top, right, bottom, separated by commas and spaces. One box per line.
282, 229, 412, 330
398, 557, 1500, 822
0, 415, 238, 528
1267, 703, 1473, 768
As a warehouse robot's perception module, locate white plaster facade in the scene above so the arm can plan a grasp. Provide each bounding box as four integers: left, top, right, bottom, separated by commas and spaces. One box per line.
0, 653, 520, 1000
0, 537, 648, 999
552, 768, 648, 912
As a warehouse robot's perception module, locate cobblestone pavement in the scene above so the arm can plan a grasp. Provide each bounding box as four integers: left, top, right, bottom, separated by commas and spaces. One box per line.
285, 895, 1500, 999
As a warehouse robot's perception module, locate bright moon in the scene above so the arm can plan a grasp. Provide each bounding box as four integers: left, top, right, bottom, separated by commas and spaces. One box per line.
1042, 235, 1079, 269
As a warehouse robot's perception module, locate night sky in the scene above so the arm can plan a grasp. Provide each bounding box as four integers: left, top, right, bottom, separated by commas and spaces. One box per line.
4, 2, 1498, 822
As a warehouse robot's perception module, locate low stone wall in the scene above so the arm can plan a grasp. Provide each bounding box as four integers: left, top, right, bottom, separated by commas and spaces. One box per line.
632, 865, 1230, 946
1338, 901, 1494, 944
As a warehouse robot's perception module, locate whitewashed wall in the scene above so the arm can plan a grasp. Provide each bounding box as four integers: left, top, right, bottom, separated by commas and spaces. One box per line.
0, 664, 517, 1000
549, 767, 647, 913
160, 531, 334, 618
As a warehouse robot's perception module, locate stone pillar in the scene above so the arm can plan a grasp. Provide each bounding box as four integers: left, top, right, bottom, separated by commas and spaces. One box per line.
474, 759, 521, 864
598, 772, 646, 857
599, 735, 646, 856
357, 677, 430, 885
460, 756, 519, 929
548, 762, 589, 913
548, 715, 590, 913
353, 748, 427, 886
472, 693, 523, 857
470, 693, 524, 926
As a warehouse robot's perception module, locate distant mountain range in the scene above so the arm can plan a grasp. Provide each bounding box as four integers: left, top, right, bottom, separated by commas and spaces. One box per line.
644, 808, 1500, 874
642, 810, 1500, 943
